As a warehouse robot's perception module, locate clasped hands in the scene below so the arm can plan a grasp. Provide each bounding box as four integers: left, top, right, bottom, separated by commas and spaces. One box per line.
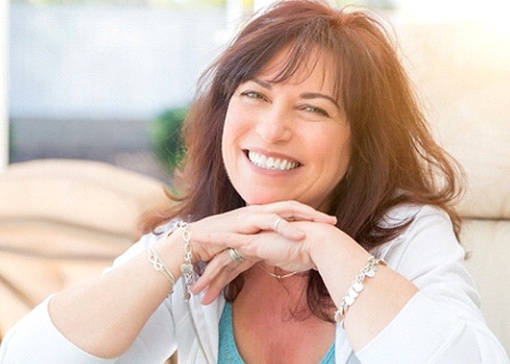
181, 200, 339, 305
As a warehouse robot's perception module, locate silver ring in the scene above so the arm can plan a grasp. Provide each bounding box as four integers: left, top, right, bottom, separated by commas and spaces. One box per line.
227, 248, 244, 262
273, 217, 283, 232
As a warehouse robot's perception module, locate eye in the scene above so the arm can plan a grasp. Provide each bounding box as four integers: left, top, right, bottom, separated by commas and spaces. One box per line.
240, 90, 267, 100
301, 105, 330, 117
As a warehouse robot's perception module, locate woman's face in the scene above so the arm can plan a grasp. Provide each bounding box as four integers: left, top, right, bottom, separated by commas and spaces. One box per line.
221, 50, 351, 210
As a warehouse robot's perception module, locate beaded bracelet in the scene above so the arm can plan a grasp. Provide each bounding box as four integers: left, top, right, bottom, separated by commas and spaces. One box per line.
334, 256, 385, 326
146, 244, 175, 292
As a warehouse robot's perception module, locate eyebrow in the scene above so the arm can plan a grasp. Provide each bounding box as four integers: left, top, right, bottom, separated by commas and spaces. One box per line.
301, 92, 339, 109
252, 78, 340, 109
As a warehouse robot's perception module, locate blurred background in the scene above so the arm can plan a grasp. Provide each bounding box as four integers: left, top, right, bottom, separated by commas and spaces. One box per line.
1, 0, 509, 182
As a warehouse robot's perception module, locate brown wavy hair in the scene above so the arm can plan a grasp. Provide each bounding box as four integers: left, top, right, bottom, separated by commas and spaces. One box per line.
142, 0, 463, 322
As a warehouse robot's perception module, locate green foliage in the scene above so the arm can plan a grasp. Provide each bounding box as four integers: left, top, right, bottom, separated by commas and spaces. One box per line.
150, 106, 188, 175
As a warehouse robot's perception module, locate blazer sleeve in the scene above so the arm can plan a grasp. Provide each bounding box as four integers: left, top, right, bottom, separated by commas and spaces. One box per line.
0, 231, 177, 364
355, 205, 509, 363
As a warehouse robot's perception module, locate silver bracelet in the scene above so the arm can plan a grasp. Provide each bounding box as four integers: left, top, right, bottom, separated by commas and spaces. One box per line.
177, 221, 193, 301
334, 256, 385, 326
146, 244, 175, 292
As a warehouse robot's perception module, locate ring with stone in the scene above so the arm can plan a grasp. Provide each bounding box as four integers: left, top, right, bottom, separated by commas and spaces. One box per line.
227, 248, 244, 262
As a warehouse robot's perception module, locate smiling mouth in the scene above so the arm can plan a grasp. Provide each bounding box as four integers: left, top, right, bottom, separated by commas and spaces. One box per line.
247, 150, 301, 171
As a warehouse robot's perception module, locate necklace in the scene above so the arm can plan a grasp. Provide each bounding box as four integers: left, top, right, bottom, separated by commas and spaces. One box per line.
257, 263, 299, 279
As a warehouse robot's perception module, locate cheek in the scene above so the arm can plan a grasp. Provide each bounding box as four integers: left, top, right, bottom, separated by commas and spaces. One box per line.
221, 108, 244, 168
221, 128, 232, 169
222, 103, 253, 145
320, 134, 352, 181
336, 141, 351, 169
222, 116, 236, 152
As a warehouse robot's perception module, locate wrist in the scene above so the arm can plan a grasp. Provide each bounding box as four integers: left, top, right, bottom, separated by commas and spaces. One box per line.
308, 225, 364, 270
154, 224, 187, 283
309, 227, 373, 301
334, 256, 386, 326
177, 221, 194, 301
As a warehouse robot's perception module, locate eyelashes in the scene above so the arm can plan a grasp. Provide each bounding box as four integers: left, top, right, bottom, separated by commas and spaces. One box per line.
299, 105, 329, 117
240, 90, 266, 100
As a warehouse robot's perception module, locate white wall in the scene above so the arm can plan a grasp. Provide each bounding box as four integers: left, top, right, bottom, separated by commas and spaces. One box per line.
9, 4, 226, 121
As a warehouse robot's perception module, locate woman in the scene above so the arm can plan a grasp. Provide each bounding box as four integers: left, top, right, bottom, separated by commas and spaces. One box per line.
1, 0, 507, 363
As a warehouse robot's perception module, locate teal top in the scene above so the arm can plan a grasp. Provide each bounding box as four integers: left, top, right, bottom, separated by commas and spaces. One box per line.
218, 302, 335, 363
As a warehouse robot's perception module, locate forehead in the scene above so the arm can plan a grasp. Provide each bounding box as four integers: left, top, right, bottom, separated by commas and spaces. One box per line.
255, 46, 338, 92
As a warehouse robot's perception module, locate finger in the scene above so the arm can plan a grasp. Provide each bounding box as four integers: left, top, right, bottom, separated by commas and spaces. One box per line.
191, 249, 233, 293
271, 215, 322, 240
200, 261, 251, 305
226, 212, 305, 240
193, 257, 255, 305
265, 201, 337, 224
248, 201, 337, 225
267, 214, 305, 241
192, 231, 294, 268
192, 232, 244, 252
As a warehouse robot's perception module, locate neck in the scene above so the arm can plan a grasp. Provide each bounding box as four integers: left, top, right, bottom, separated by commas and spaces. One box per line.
258, 262, 303, 279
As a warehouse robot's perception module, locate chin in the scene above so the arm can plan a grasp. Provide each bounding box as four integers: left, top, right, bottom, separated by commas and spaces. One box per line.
239, 191, 288, 206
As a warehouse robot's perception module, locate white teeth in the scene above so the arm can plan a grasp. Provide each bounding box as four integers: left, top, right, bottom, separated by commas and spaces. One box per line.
247, 151, 299, 171
267, 157, 275, 168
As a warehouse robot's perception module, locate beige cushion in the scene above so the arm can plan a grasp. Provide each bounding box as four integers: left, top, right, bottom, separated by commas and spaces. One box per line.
398, 20, 510, 220
435, 82, 510, 220
0, 159, 165, 238
0, 159, 166, 339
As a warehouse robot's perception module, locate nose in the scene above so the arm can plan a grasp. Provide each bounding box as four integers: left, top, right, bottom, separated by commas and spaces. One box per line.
255, 104, 293, 144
